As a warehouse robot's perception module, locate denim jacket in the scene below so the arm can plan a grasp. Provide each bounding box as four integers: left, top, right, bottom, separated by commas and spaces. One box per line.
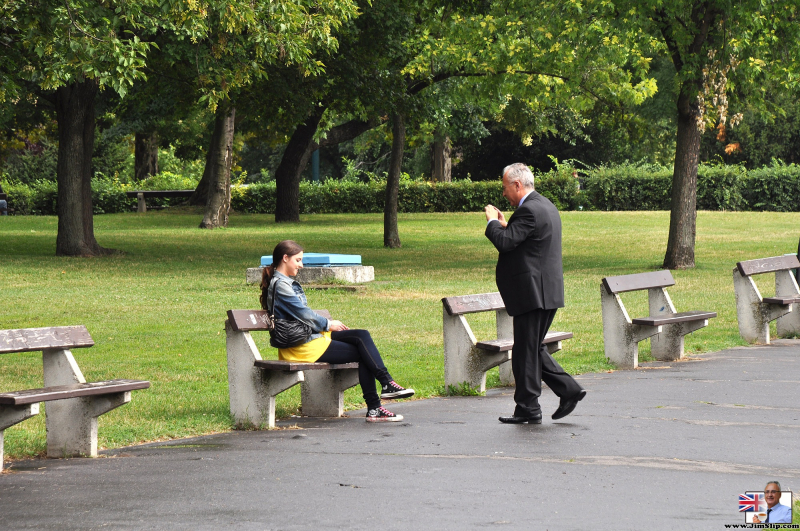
267, 271, 329, 342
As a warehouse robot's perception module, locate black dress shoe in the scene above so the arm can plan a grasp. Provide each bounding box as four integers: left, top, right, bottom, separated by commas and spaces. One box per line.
499, 414, 542, 424
552, 390, 587, 420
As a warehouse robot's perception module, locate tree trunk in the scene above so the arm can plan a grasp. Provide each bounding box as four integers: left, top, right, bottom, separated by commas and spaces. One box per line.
187, 133, 216, 206
55, 80, 112, 256
663, 83, 702, 269
134, 132, 159, 181
431, 134, 451, 182
274, 107, 325, 223
199, 105, 235, 229
384, 114, 405, 248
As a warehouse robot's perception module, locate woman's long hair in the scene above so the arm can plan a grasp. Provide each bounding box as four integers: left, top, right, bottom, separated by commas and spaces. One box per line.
260, 240, 304, 310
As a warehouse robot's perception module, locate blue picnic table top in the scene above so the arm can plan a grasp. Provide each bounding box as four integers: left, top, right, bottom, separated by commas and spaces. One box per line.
261, 253, 362, 267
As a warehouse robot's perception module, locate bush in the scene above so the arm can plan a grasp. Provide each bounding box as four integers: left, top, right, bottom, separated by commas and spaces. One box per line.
696, 164, 747, 210
582, 163, 673, 210
6, 161, 800, 215
3, 141, 58, 184
742, 161, 800, 211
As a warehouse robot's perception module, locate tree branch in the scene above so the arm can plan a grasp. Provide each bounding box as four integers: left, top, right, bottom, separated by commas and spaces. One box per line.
312, 117, 383, 150
654, 8, 684, 73
63, 0, 107, 43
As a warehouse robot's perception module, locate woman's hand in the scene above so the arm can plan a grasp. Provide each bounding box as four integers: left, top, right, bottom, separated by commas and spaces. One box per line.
329, 320, 349, 331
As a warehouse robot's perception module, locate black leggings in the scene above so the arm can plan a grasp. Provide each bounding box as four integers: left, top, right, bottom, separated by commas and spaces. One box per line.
316, 329, 392, 410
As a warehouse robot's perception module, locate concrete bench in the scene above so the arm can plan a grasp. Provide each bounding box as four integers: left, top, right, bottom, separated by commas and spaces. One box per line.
125, 190, 194, 213
733, 255, 800, 344
0, 326, 150, 470
441, 293, 572, 393
601, 271, 717, 369
225, 309, 358, 429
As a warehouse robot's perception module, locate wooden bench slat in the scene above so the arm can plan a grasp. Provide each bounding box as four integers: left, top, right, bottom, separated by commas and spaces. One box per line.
737, 255, 800, 277
254, 360, 358, 371
125, 190, 195, 199
227, 309, 332, 331
602, 270, 675, 295
631, 311, 717, 327
0, 379, 151, 405
762, 296, 800, 305
475, 331, 574, 352
0, 326, 94, 355
442, 293, 505, 316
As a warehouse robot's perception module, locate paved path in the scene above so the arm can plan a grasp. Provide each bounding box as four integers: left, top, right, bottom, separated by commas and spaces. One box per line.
2, 341, 799, 530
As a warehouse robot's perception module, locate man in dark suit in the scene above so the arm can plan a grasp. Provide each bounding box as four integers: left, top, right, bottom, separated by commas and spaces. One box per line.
485, 163, 585, 423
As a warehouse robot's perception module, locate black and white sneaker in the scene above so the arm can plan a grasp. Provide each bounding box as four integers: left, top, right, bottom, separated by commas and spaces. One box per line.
380, 380, 415, 399
366, 406, 403, 422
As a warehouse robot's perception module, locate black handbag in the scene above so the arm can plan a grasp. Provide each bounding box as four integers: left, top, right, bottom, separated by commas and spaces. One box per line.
268, 279, 313, 348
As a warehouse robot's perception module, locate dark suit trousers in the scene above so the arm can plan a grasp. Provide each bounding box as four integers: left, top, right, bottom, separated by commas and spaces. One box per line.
512, 309, 583, 417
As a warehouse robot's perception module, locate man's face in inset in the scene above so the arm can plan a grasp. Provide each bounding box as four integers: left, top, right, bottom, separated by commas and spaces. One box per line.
764, 483, 781, 508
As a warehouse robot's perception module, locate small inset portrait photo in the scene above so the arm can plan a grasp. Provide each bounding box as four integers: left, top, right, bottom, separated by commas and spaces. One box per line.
739, 481, 793, 524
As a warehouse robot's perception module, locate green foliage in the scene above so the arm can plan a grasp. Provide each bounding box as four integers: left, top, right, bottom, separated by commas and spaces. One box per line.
442, 382, 484, 396
696, 165, 747, 211
583, 163, 673, 211
2, 141, 58, 185
6, 162, 800, 215
743, 161, 800, 212
534, 158, 583, 211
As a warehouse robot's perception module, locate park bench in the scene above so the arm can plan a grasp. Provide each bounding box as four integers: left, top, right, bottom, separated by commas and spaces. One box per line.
442, 293, 573, 393
601, 270, 717, 369
0, 326, 150, 470
125, 190, 195, 213
733, 255, 800, 344
225, 309, 358, 429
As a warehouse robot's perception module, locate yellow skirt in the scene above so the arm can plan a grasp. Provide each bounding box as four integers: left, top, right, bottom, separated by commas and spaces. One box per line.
278, 331, 332, 363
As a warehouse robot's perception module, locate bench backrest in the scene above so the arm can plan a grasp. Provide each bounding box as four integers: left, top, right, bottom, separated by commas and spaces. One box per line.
442, 293, 505, 316
602, 270, 675, 295
736, 255, 800, 277
0, 326, 94, 354
227, 309, 333, 332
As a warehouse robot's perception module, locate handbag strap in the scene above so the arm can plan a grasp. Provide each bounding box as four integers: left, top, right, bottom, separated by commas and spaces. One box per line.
267, 277, 279, 317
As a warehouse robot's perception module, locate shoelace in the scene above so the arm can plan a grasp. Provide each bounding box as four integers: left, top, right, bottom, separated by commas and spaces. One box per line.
385, 381, 402, 391
377, 407, 394, 416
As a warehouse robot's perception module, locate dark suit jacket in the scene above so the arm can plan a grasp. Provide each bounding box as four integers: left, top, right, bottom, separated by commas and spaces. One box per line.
485, 191, 564, 316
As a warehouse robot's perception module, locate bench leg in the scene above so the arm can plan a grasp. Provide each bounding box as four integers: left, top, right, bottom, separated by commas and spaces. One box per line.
137, 192, 146, 213
444, 309, 509, 392
45, 392, 131, 458
0, 404, 40, 472
776, 270, 800, 338
496, 309, 515, 387
647, 287, 709, 361
226, 322, 303, 429
651, 320, 709, 361
602, 287, 661, 369
300, 368, 359, 418
42, 347, 135, 457
733, 269, 792, 344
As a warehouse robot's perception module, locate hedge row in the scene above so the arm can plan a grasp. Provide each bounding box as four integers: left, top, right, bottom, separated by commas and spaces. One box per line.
4, 179, 191, 215
4, 163, 800, 215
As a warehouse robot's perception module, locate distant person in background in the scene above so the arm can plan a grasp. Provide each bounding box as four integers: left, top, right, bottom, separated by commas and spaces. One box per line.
261, 239, 414, 422
752, 481, 792, 523
0, 183, 7, 215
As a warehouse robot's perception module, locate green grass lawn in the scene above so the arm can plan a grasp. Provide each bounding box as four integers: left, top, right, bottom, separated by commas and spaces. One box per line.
1, 209, 799, 459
